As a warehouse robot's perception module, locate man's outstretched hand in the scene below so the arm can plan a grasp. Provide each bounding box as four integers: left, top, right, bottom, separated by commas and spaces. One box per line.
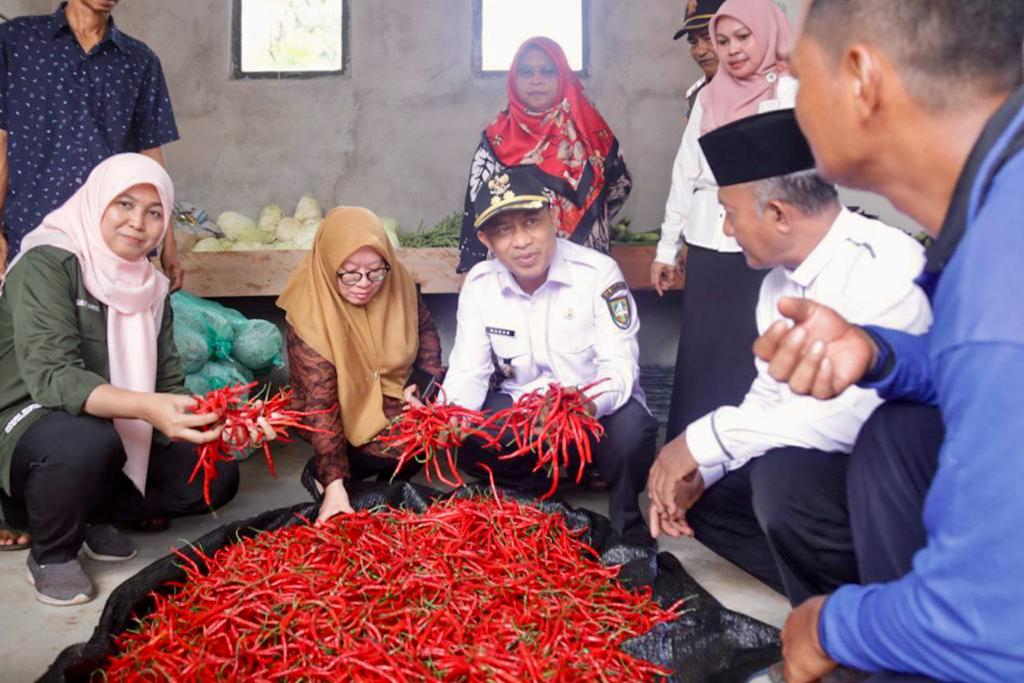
753, 298, 878, 400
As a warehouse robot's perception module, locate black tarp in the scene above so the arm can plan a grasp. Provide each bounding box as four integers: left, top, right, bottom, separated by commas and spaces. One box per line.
41, 480, 781, 683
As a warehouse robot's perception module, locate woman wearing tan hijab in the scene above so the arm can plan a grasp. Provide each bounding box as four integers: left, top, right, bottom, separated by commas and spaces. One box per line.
277, 207, 442, 523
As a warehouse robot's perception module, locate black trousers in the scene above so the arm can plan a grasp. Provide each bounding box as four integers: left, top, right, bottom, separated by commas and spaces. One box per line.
460, 392, 658, 535
1, 411, 239, 564
847, 401, 943, 584
687, 447, 858, 606
666, 245, 766, 440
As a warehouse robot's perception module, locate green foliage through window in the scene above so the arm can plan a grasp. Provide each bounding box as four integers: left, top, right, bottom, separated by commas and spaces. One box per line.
236, 0, 345, 76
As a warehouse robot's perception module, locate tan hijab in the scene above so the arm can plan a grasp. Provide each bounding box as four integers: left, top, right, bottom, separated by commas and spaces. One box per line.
277, 207, 419, 446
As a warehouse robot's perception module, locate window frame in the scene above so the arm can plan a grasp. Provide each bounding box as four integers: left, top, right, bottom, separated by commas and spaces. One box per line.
231, 0, 350, 80
471, 0, 590, 78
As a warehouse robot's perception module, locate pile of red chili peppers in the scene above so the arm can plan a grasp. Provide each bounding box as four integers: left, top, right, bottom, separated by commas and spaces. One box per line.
491, 380, 607, 499
189, 382, 333, 505
102, 496, 681, 681
377, 397, 497, 488
382, 381, 607, 499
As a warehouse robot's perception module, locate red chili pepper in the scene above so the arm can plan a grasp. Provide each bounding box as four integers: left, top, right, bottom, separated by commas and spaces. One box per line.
488, 380, 608, 499
103, 496, 681, 681
188, 384, 337, 505
378, 389, 499, 487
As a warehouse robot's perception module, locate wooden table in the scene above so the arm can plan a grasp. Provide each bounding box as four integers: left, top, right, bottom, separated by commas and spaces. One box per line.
178, 245, 682, 298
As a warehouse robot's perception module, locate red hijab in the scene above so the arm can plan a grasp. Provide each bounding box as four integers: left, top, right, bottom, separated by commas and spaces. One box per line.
484, 37, 615, 237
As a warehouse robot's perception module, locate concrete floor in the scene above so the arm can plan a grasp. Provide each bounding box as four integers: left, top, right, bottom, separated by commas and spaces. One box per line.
0, 441, 790, 682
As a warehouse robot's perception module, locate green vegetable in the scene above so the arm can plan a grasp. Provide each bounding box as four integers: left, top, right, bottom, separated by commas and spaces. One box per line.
399, 210, 462, 248
217, 211, 272, 244
275, 216, 304, 243
192, 237, 225, 252
228, 240, 271, 251
612, 223, 661, 244
295, 195, 323, 222
380, 217, 401, 249
258, 204, 284, 231
297, 218, 321, 248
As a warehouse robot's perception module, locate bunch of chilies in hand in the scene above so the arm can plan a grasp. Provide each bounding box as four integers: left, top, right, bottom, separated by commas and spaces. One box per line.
188, 379, 609, 505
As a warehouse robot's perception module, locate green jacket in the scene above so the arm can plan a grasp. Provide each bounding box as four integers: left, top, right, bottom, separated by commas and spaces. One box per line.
0, 246, 185, 495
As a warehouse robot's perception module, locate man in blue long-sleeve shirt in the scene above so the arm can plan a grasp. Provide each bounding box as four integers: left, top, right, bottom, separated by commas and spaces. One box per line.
738, 1, 1024, 681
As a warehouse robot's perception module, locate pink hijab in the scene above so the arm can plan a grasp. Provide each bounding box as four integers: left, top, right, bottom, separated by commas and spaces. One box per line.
11, 154, 174, 494
699, 0, 792, 134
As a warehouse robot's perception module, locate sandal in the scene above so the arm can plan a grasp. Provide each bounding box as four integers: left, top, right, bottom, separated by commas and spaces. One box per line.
0, 525, 30, 551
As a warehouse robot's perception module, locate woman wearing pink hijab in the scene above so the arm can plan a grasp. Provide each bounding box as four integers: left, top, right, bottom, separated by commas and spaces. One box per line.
0, 154, 238, 606
651, 0, 795, 565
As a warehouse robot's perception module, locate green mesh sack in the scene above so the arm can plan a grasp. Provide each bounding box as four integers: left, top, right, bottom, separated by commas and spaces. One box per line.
173, 325, 210, 375
231, 320, 284, 372
198, 360, 255, 396
183, 372, 214, 397
170, 292, 247, 361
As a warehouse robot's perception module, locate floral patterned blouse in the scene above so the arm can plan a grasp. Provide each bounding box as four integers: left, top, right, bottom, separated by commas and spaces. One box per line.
287, 294, 443, 485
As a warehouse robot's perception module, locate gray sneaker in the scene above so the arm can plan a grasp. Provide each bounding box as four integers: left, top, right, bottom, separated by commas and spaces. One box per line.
83, 524, 138, 562
26, 555, 94, 606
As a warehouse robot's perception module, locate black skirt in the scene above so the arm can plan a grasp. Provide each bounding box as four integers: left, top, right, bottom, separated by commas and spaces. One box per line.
665, 244, 767, 441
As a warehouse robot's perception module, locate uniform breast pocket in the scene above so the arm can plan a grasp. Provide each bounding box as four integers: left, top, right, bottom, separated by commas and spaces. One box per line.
76, 306, 108, 374
490, 334, 530, 363
550, 321, 595, 355
76, 300, 106, 340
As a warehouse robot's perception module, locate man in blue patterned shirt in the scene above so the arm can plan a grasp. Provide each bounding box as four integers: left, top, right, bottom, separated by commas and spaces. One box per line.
0, 0, 182, 288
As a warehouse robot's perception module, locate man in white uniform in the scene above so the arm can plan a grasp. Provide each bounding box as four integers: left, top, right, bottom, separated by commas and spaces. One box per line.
672, 0, 725, 119
647, 110, 933, 604
443, 166, 658, 546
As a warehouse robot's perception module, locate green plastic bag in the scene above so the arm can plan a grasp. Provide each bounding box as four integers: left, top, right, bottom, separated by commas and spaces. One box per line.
231, 320, 284, 372
173, 325, 210, 375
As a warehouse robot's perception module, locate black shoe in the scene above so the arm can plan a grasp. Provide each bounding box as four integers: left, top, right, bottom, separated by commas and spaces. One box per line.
83, 524, 138, 562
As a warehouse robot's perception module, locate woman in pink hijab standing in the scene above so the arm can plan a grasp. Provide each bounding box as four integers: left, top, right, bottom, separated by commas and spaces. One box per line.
0, 154, 238, 606
653, 0, 796, 446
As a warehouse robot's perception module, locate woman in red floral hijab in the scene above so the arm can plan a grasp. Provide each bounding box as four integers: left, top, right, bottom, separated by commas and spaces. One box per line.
457, 37, 632, 273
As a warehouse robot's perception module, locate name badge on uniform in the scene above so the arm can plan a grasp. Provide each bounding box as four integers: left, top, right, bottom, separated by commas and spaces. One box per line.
486, 326, 516, 337
601, 281, 632, 330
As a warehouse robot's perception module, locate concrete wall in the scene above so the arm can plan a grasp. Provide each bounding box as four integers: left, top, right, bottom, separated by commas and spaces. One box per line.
1, 0, 918, 367
7, 0, 697, 234
2, 0, 917, 234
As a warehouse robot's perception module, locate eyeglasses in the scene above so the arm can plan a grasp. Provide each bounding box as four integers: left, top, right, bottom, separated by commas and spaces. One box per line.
336, 264, 390, 286
516, 65, 558, 79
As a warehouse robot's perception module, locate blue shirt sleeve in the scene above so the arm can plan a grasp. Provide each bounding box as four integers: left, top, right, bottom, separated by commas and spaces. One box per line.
858, 326, 936, 404
821, 341, 1024, 681
129, 52, 178, 152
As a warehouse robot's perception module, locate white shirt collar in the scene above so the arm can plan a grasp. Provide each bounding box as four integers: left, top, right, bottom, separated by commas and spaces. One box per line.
789, 207, 852, 289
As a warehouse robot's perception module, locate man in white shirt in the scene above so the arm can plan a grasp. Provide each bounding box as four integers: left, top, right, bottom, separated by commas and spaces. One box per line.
443, 166, 658, 546
647, 110, 933, 605
672, 0, 725, 119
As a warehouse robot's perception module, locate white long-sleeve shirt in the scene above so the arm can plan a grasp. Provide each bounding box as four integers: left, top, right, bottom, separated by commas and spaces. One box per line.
684, 208, 933, 488
656, 75, 799, 262
442, 239, 644, 418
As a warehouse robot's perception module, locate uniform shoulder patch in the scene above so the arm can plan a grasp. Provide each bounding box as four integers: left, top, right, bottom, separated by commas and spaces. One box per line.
601, 281, 628, 301
601, 281, 632, 329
